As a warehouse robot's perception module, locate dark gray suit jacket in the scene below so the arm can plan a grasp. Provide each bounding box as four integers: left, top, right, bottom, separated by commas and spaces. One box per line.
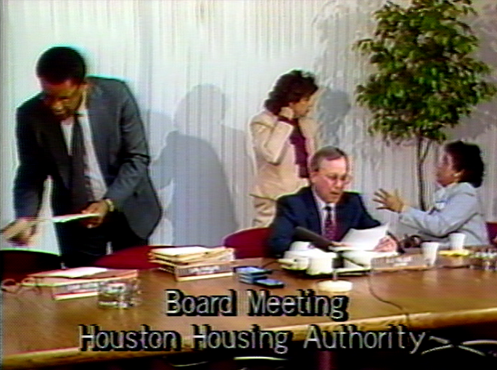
14, 77, 162, 239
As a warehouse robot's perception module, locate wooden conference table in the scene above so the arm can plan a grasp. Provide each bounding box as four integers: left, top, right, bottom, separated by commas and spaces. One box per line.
3, 256, 497, 369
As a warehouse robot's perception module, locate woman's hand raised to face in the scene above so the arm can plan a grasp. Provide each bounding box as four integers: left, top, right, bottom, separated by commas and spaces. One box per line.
278, 106, 294, 121
373, 189, 407, 213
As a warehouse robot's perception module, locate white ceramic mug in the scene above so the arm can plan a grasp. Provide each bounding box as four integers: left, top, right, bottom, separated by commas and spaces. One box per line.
307, 253, 335, 275
294, 256, 309, 269
421, 242, 440, 266
283, 250, 310, 260
449, 233, 466, 251
290, 241, 312, 251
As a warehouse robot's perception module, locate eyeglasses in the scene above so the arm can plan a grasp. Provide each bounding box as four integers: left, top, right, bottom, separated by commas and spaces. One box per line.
327, 174, 352, 184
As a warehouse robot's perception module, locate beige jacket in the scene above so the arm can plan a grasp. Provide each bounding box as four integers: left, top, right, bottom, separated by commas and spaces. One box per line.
250, 110, 319, 200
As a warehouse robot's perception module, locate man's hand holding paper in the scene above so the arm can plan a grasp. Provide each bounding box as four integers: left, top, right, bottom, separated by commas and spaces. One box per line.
339, 224, 397, 252
374, 235, 397, 252
81, 200, 110, 228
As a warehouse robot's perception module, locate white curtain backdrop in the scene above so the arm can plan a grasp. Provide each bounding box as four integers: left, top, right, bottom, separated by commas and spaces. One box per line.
1, 0, 496, 254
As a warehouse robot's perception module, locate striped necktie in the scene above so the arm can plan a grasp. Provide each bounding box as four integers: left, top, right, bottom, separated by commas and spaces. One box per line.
323, 205, 336, 241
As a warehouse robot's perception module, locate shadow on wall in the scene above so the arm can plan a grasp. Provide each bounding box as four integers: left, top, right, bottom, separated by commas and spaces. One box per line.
149, 84, 239, 246
451, 3, 497, 217
315, 86, 350, 147
312, 0, 386, 173
450, 2, 497, 141
311, 0, 421, 233
312, 1, 354, 148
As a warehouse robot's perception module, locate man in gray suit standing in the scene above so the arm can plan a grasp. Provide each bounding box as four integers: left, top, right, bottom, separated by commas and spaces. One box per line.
11, 46, 162, 267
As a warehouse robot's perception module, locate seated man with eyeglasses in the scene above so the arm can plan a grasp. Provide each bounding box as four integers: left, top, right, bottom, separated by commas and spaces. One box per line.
268, 146, 397, 257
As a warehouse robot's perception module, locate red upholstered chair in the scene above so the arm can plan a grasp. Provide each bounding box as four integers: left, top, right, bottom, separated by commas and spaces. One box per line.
222, 227, 272, 259
93, 245, 161, 269
1, 249, 62, 282
487, 222, 497, 245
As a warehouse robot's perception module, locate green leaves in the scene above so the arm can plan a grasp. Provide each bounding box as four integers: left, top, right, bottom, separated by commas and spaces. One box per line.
354, 0, 496, 144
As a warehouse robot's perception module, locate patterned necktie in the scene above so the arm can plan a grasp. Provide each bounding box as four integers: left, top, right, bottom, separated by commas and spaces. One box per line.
323, 205, 336, 241
70, 115, 89, 212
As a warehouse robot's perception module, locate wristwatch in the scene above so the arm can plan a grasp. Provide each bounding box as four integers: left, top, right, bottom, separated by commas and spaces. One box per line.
103, 198, 115, 213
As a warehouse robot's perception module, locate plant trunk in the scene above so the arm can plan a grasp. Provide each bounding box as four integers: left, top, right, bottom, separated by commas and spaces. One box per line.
416, 137, 431, 211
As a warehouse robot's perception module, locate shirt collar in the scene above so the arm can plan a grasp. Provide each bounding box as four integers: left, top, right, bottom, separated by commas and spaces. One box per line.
76, 87, 88, 116
59, 88, 87, 125
311, 188, 335, 211
434, 181, 458, 198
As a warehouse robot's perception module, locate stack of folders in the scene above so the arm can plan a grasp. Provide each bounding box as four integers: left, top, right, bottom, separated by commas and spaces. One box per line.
24, 267, 138, 300
149, 246, 235, 281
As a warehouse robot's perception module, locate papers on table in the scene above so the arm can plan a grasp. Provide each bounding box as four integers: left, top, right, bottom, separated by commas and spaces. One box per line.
152, 246, 210, 257
338, 224, 389, 251
26, 267, 138, 285
33, 266, 110, 278
150, 246, 233, 265
24, 267, 139, 301
150, 246, 235, 281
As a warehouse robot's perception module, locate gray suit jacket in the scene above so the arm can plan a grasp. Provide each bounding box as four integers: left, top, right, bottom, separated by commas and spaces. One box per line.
14, 77, 162, 239
399, 182, 489, 247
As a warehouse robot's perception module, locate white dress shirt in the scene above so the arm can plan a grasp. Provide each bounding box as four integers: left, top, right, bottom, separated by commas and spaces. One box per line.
60, 98, 107, 202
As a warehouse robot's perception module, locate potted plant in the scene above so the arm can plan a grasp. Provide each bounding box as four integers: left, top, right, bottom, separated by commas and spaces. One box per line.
355, 0, 496, 210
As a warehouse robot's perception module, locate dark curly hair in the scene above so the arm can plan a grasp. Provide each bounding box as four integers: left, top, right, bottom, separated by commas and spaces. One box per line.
264, 70, 318, 115
36, 46, 86, 85
445, 141, 484, 188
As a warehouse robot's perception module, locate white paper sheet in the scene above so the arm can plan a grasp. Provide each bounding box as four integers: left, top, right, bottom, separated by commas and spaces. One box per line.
2, 214, 99, 242
339, 224, 388, 250
152, 246, 209, 256
36, 266, 109, 278
50, 213, 100, 223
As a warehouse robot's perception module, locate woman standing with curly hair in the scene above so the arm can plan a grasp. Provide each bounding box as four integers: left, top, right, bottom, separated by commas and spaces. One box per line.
249, 70, 320, 227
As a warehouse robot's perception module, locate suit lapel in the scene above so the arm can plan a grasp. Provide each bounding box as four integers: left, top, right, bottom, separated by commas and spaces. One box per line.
336, 193, 352, 240
86, 81, 109, 172
34, 104, 71, 189
301, 187, 322, 234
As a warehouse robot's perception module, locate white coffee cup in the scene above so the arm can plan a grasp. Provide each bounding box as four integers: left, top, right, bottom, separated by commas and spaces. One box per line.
290, 241, 312, 251
421, 242, 440, 266
449, 233, 466, 251
294, 256, 309, 269
283, 250, 311, 260
307, 252, 335, 275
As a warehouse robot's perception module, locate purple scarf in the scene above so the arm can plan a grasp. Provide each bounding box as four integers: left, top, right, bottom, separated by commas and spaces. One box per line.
286, 118, 309, 178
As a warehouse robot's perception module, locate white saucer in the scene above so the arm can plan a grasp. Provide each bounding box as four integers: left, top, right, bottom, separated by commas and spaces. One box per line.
281, 265, 306, 272
316, 280, 353, 293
